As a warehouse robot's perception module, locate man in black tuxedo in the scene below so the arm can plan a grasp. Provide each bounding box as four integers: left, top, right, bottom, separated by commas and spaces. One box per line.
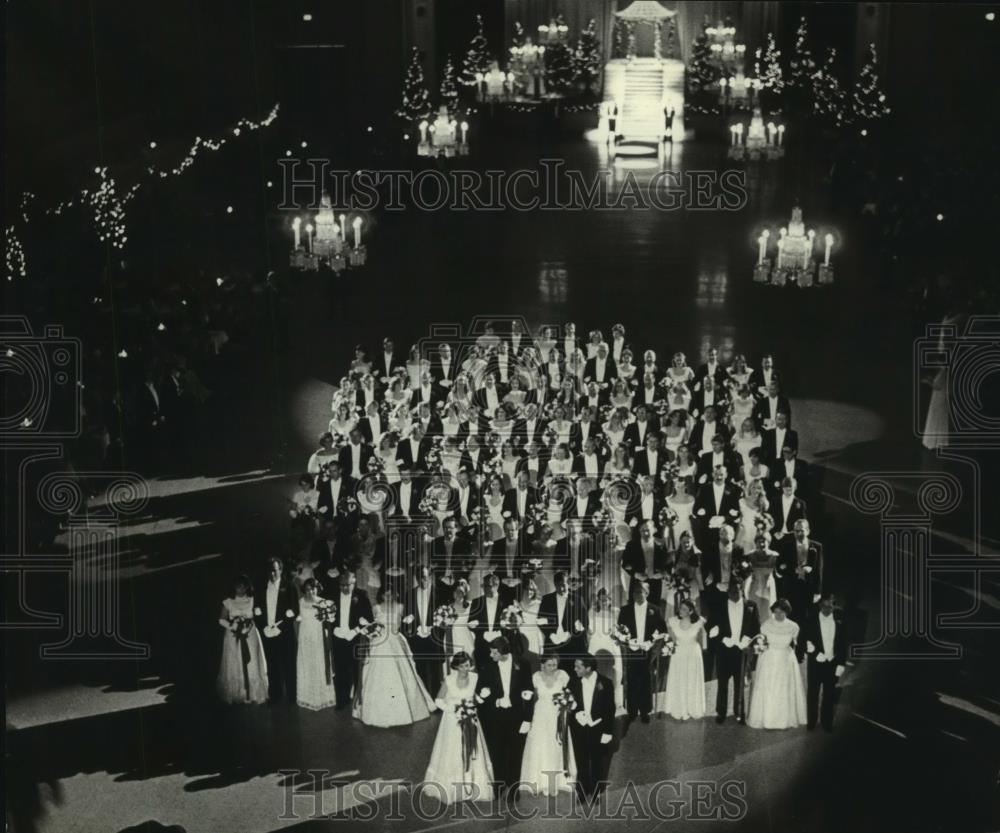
771, 477, 808, 542
621, 520, 671, 605
748, 354, 781, 397
490, 518, 525, 587
389, 464, 422, 519
693, 465, 742, 549
565, 477, 601, 522
695, 346, 727, 388
569, 654, 616, 801
579, 381, 609, 411
432, 517, 472, 591
459, 433, 486, 476
616, 581, 668, 722
776, 519, 824, 618
377, 336, 396, 382
583, 342, 617, 386
624, 476, 664, 529
475, 373, 504, 414
402, 564, 442, 697
799, 593, 847, 731
708, 583, 760, 724
696, 435, 740, 485
517, 441, 549, 486
310, 518, 346, 592
513, 403, 547, 448
357, 400, 384, 445
570, 406, 604, 454
431, 342, 456, 401
255, 557, 299, 704
688, 406, 730, 457
338, 427, 374, 481
770, 445, 809, 498
330, 570, 374, 709
573, 436, 604, 479
633, 432, 669, 478
700, 523, 745, 621
760, 412, 798, 467
469, 573, 512, 667
396, 424, 430, 474
754, 381, 792, 430
476, 636, 534, 806
623, 404, 660, 453
690, 376, 728, 422
450, 468, 480, 524
537, 571, 589, 667
502, 470, 538, 522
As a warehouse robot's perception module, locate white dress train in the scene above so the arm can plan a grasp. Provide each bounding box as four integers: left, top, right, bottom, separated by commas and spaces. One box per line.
519, 670, 577, 795
747, 617, 808, 729
656, 616, 707, 719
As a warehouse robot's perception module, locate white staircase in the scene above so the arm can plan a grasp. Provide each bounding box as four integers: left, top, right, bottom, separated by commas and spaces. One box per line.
619, 58, 665, 140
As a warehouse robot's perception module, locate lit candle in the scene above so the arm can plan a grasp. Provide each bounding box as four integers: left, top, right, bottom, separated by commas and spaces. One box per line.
766, 122, 776, 145
460, 121, 468, 143
778, 227, 787, 257
758, 230, 770, 265
419, 120, 428, 143
730, 125, 737, 146
824, 234, 834, 266
735, 123, 744, 145
353, 217, 363, 249
339, 214, 346, 245
305, 223, 314, 253
292, 217, 301, 249
777, 124, 785, 146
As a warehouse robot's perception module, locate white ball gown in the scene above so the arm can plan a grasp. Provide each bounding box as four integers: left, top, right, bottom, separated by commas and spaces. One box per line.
423, 671, 495, 805
296, 597, 338, 711
442, 602, 476, 675
656, 616, 707, 719
747, 617, 808, 729
354, 603, 435, 726
519, 669, 577, 795
664, 496, 694, 549
217, 596, 269, 704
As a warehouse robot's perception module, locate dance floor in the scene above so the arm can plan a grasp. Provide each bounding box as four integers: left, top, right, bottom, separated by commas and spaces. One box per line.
7, 138, 1000, 833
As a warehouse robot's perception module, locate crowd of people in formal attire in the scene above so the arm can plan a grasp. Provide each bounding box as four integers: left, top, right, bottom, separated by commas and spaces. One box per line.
215, 320, 850, 806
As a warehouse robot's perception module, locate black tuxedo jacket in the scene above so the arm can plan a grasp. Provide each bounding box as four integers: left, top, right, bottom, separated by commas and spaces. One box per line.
409, 385, 437, 409
688, 419, 731, 453
690, 390, 730, 421
694, 483, 741, 527
621, 538, 671, 577
449, 484, 481, 520
253, 578, 300, 638
748, 367, 782, 395
623, 419, 660, 452
695, 362, 728, 387
568, 672, 616, 733
395, 437, 432, 471
700, 544, 747, 589
476, 657, 535, 722
513, 418, 547, 447
389, 480, 423, 518
489, 539, 526, 581
328, 588, 375, 631
570, 420, 605, 453
708, 598, 761, 643
357, 415, 386, 444
572, 453, 605, 478
769, 457, 809, 496
579, 391, 610, 410
474, 386, 505, 414
632, 448, 670, 477
537, 590, 589, 643
616, 602, 668, 653
761, 428, 801, 465
316, 475, 357, 517
754, 395, 793, 429
772, 495, 808, 535
777, 538, 825, 596
583, 357, 618, 385
403, 584, 440, 633
696, 450, 741, 483
502, 486, 538, 521
624, 491, 665, 526
338, 442, 375, 480
516, 455, 550, 484
563, 491, 602, 522
799, 609, 847, 665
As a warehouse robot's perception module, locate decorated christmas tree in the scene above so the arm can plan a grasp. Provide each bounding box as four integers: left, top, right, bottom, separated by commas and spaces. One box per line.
788, 18, 816, 90
812, 47, 847, 127
439, 55, 459, 110
688, 28, 716, 92
851, 43, 891, 125
460, 14, 492, 88
574, 18, 602, 93
395, 47, 432, 124
545, 41, 575, 94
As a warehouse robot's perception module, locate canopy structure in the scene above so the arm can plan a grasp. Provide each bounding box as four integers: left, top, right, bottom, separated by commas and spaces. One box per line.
614, 1, 676, 22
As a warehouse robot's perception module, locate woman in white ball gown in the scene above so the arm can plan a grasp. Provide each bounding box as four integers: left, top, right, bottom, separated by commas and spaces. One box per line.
296, 578, 337, 711
586, 588, 625, 710
354, 587, 435, 727
656, 599, 707, 719
519, 653, 577, 796
423, 652, 495, 805
216, 574, 269, 704
747, 599, 808, 729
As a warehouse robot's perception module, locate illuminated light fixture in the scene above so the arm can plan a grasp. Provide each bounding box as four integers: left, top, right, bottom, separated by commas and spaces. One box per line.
936, 213, 944, 221
986, 12, 995, 21
285, 149, 292, 156
367, 126, 373, 132
226, 205, 233, 214
118, 349, 128, 358
860, 128, 868, 136
157, 322, 166, 331
149, 141, 157, 149
301, 141, 308, 148
266, 180, 273, 188
303, 13, 313, 21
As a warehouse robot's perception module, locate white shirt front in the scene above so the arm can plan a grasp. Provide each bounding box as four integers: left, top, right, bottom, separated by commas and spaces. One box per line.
713, 483, 725, 513
581, 672, 597, 719
486, 595, 498, 628
266, 580, 279, 626
339, 591, 351, 630
555, 592, 567, 634
636, 420, 647, 445
485, 386, 499, 411
819, 612, 836, 657
644, 386, 656, 404
720, 545, 733, 583
350, 443, 362, 476
417, 586, 430, 625
703, 388, 715, 407
612, 337, 624, 361
634, 602, 647, 642
511, 334, 522, 354
497, 656, 512, 697
775, 427, 787, 453
576, 496, 589, 517
782, 494, 795, 531
459, 486, 470, 516
584, 453, 600, 478
641, 493, 654, 520
329, 478, 342, 507
497, 353, 509, 382
727, 599, 743, 642
517, 488, 527, 516
783, 459, 796, 480
701, 422, 716, 453
440, 358, 451, 380
368, 414, 381, 440
595, 357, 607, 380
383, 352, 394, 376
399, 481, 412, 515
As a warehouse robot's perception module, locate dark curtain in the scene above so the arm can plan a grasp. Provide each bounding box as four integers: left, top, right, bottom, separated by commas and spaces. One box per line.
502, 1, 782, 63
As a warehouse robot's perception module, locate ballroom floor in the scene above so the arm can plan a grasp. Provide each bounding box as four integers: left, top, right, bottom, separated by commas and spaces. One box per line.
7, 131, 1000, 833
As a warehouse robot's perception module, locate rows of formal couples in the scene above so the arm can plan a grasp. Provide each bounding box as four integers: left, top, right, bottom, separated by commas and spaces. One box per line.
217, 559, 847, 805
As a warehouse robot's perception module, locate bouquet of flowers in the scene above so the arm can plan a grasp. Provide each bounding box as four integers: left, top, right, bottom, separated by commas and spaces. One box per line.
753, 512, 775, 537
751, 634, 769, 655
664, 565, 692, 601
732, 555, 754, 584
433, 604, 457, 628
455, 697, 480, 773
366, 455, 386, 476
543, 427, 559, 448
424, 445, 443, 475
611, 623, 633, 646
500, 604, 524, 630
660, 634, 678, 657
660, 462, 681, 488
552, 687, 577, 712
359, 620, 385, 640
337, 495, 360, 517
658, 506, 679, 529
289, 501, 318, 520
229, 614, 254, 636
313, 598, 338, 624
592, 508, 614, 531
581, 557, 601, 582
